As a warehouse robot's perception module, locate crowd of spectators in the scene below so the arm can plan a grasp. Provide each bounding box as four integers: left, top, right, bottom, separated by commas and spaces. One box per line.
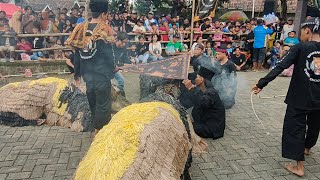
0, 5, 301, 73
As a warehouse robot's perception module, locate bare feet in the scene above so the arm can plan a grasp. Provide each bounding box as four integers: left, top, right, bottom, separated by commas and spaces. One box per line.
286, 163, 304, 177
304, 148, 312, 155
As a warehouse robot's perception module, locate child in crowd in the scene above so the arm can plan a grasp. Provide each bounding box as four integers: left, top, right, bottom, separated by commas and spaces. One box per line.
148, 22, 159, 41
270, 41, 281, 69
128, 44, 138, 64
54, 39, 65, 59
205, 41, 216, 57
193, 22, 202, 40
169, 23, 179, 41
62, 19, 73, 43
17, 38, 32, 61
113, 26, 120, 34
132, 20, 146, 42
136, 36, 149, 63
213, 32, 223, 47
0, 24, 16, 62
159, 20, 170, 42
226, 43, 233, 57
284, 31, 300, 46
30, 27, 45, 61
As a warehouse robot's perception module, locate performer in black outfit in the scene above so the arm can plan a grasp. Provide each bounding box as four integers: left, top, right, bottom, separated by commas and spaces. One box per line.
252, 17, 320, 177
65, 0, 118, 134
183, 67, 226, 139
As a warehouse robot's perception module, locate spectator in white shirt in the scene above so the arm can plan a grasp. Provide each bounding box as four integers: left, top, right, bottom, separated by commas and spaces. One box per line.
149, 34, 163, 61
281, 19, 294, 41
191, 36, 204, 52
132, 20, 146, 41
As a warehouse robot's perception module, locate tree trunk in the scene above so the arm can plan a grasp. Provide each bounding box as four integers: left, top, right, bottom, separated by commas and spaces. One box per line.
280, 0, 288, 19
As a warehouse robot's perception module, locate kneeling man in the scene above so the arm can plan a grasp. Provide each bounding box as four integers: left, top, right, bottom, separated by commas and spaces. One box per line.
183, 67, 226, 139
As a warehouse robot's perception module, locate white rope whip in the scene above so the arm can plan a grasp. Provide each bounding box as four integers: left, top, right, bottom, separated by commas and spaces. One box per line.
251, 91, 270, 135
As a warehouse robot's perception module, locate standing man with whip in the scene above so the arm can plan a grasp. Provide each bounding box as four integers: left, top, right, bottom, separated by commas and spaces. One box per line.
252, 17, 320, 177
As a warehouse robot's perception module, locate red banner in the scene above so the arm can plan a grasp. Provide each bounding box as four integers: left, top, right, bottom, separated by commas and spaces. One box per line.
122, 55, 190, 80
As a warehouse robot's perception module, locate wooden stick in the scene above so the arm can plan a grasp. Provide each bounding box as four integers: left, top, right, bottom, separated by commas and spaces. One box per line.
3, 71, 71, 78
2, 31, 231, 39
190, 0, 196, 48
16, 33, 70, 37
85, 0, 89, 22
15, 46, 72, 53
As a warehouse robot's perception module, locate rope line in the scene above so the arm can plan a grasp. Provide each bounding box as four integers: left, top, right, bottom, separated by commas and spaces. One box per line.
251, 91, 270, 135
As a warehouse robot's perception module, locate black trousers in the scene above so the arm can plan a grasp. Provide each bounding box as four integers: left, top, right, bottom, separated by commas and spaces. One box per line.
282, 105, 320, 161
86, 79, 112, 130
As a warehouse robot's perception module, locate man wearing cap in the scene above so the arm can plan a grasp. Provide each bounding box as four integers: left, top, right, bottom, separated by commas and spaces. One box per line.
183, 66, 226, 139
252, 17, 320, 177
65, 0, 116, 134
145, 12, 158, 31
165, 34, 185, 56
213, 45, 237, 109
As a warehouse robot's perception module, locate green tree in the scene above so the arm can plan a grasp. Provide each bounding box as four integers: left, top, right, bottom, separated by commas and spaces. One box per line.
134, 0, 153, 14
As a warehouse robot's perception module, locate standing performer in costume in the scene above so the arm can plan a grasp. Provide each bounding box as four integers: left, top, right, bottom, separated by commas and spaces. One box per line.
65, 0, 117, 134
183, 67, 226, 139
252, 17, 320, 177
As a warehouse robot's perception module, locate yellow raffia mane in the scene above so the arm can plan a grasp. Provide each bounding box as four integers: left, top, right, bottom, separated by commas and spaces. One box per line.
3, 77, 68, 115
74, 102, 181, 180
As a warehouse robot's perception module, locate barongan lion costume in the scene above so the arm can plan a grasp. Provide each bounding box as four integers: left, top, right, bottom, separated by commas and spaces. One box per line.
0, 75, 207, 179
0, 77, 93, 131
74, 76, 207, 180
0, 77, 130, 131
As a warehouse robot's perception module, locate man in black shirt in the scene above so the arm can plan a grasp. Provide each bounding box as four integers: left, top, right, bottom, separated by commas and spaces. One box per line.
252, 18, 320, 177
69, 8, 79, 27
66, 0, 117, 134
58, 13, 67, 32
183, 66, 226, 139
125, 11, 138, 33
231, 47, 249, 71
201, 18, 212, 40
136, 36, 149, 63
113, 32, 129, 96
212, 46, 237, 109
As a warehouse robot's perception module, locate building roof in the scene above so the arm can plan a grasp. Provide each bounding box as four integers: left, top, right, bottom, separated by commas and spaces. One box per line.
222, 0, 297, 14
23, 0, 82, 12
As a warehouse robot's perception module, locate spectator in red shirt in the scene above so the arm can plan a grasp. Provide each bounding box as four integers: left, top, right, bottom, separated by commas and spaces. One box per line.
159, 20, 170, 42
